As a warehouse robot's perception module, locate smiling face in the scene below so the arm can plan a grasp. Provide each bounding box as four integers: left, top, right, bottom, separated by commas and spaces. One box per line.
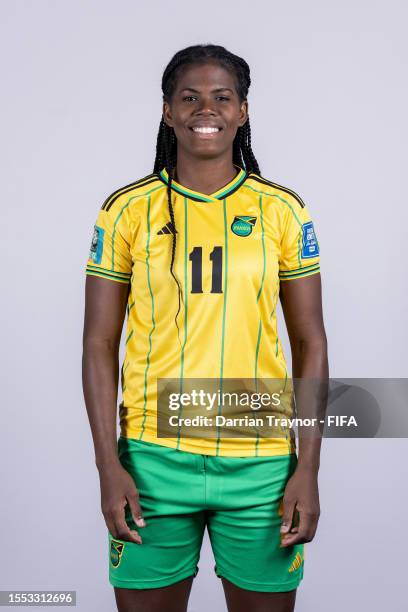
162, 60, 248, 161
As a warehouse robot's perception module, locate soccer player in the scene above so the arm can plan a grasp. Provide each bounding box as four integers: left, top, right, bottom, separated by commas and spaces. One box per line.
82, 44, 328, 612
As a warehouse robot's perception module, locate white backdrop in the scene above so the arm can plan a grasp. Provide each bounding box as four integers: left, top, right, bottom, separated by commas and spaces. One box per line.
1, 1, 407, 610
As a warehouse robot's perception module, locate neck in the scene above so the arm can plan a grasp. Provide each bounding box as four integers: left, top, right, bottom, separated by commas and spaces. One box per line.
172, 150, 238, 196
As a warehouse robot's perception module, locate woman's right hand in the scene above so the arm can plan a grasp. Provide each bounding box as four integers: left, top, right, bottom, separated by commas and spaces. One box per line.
99, 461, 146, 544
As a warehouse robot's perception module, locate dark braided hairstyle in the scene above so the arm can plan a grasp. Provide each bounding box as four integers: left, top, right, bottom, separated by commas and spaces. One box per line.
153, 44, 261, 342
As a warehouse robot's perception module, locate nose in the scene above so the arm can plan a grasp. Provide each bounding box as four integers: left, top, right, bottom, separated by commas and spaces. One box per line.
195, 96, 217, 115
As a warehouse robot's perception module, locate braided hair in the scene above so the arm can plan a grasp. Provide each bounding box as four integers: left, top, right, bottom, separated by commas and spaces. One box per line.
153, 44, 261, 342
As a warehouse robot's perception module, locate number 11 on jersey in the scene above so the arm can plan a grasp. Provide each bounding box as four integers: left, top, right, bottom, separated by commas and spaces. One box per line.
189, 246, 223, 294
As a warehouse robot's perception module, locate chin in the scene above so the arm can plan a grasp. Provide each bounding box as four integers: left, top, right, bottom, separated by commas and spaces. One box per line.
192, 149, 225, 160
189, 142, 228, 156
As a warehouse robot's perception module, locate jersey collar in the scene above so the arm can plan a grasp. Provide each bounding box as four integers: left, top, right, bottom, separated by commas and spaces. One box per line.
158, 165, 247, 202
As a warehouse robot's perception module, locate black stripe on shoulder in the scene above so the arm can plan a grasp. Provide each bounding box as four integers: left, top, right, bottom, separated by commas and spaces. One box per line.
102, 173, 160, 211
247, 174, 306, 208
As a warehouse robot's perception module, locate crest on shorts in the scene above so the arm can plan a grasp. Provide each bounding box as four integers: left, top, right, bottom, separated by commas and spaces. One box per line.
231, 215, 257, 237
110, 539, 125, 568
88, 225, 105, 264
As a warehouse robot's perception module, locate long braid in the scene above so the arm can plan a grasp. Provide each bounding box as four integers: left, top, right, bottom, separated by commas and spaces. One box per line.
238, 121, 260, 175
232, 130, 243, 168
161, 121, 184, 346
153, 44, 261, 336
153, 119, 165, 174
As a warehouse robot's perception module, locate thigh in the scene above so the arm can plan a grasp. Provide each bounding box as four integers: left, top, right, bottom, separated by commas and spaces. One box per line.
114, 575, 194, 612
109, 438, 206, 591
207, 453, 304, 595
221, 577, 297, 612
108, 512, 204, 590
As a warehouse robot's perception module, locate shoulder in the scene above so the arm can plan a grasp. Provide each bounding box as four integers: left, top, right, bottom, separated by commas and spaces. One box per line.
245, 171, 307, 212
100, 172, 164, 214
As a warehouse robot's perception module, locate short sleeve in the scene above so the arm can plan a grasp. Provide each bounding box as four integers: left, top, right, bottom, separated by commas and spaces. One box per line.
279, 201, 320, 281
85, 204, 132, 284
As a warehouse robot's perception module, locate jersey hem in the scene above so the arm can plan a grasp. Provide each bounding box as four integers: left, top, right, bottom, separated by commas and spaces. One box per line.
119, 433, 296, 457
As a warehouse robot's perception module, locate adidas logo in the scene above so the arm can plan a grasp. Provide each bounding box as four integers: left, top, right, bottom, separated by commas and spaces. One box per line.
157, 222, 177, 235
288, 552, 303, 573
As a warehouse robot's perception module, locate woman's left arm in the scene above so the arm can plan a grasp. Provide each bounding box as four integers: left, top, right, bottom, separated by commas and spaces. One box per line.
278, 272, 329, 547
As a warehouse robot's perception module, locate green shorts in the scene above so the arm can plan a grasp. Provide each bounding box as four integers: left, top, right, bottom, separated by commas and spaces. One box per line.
108, 437, 304, 592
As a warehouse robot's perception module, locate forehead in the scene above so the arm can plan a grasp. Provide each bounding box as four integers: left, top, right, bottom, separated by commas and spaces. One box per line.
174, 61, 238, 92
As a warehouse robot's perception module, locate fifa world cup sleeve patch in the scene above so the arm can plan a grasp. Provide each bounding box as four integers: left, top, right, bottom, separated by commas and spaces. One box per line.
301, 221, 319, 258
88, 225, 105, 264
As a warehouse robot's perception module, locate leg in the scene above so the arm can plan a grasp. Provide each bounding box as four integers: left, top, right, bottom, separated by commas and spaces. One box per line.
221, 577, 297, 612
114, 575, 194, 612
207, 453, 304, 606
108, 439, 206, 608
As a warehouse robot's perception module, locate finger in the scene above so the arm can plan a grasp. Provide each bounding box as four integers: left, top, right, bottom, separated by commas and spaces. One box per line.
126, 490, 146, 528
280, 529, 312, 546
280, 524, 307, 546
280, 533, 302, 547
292, 507, 300, 528
297, 508, 319, 540
280, 507, 306, 546
105, 517, 119, 539
280, 498, 296, 535
280, 511, 317, 546
102, 505, 124, 540
113, 513, 143, 544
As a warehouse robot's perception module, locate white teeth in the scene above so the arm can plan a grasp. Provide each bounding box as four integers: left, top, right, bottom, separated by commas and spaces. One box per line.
192, 127, 220, 133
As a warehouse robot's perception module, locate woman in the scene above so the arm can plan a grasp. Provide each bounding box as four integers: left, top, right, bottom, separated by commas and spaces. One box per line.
82, 44, 328, 612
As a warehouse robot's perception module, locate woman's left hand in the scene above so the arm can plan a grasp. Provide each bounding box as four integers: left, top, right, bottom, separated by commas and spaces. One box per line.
279, 465, 320, 547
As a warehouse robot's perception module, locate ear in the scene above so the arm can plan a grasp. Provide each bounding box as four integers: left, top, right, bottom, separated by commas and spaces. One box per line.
162, 101, 173, 128
238, 100, 249, 127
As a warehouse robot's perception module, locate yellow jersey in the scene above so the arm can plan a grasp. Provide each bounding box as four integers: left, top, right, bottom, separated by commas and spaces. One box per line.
85, 165, 320, 456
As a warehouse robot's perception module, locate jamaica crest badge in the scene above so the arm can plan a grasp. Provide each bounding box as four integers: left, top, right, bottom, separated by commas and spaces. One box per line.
110, 539, 125, 568
231, 215, 257, 237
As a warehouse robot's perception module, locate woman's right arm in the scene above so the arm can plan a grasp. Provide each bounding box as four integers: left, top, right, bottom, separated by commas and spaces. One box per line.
82, 276, 145, 543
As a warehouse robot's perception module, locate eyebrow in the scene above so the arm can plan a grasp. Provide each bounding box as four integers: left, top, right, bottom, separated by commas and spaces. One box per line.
180, 87, 234, 94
